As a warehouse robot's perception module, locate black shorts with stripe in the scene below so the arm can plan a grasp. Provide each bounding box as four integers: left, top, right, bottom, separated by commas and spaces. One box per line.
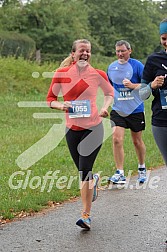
110, 110, 145, 132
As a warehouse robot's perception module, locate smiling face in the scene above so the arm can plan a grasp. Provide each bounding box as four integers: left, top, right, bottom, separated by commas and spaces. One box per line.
160, 34, 167, 51
115, 44, 132, 64
72, 42, 91, 64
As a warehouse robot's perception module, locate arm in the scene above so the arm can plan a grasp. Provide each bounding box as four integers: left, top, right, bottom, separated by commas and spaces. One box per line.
123, 60, 144, 90
149, 75, 165, 89
139, 75, 165, 101
49, 100, 72, 111
46, 71, 72, 111
46, 81, 65, 110
99, 95, 113, 117
139, 56, 154, 100
97, 69, 114, 117
139, 80, 152, 100
122, 78, 141, 89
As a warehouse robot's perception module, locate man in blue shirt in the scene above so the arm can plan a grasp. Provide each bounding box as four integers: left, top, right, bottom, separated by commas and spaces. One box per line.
107, 40, 146, 184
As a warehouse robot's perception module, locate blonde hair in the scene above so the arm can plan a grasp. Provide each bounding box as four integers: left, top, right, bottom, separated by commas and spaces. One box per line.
59, 54, 73, 68
59, 39, 91, 68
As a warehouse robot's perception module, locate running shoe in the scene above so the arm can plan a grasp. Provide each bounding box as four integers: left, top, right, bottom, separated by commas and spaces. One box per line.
137, 168, 147, 183
92, 173, 100, 202
76, 212, 91, 230
108, 170, 126, 184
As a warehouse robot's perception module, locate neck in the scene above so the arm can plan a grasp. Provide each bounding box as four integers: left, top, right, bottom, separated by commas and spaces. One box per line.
76, 60, 89, 69
118, 59, 128, 64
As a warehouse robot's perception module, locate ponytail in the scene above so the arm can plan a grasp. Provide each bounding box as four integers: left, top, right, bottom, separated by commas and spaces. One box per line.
59, 54, 73, 69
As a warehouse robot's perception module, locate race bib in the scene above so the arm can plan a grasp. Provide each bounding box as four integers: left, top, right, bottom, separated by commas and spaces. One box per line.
160, 89, 167, 109
117, 89, 134, 101
68, 100, 91, 118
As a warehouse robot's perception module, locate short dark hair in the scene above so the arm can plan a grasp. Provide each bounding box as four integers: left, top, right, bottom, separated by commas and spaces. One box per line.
115, 40, 131, 50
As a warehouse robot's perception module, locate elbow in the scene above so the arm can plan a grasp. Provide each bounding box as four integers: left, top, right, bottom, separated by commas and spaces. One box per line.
139, 84, 151, 100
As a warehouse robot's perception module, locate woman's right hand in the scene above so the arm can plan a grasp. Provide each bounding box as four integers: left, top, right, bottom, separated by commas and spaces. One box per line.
62, 101, 72, 111
50, 100, 72, 111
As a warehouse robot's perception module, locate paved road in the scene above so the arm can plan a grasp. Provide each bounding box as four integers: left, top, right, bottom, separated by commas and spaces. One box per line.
0, 166, 167, 252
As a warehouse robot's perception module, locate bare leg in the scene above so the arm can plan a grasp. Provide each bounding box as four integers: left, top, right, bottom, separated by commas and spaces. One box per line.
112, 126, 125, 169
131, 130, 146, 165
80, 179, 94, 214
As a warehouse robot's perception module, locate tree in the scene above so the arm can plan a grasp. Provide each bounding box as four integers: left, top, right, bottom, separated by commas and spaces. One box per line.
85, 0, 161, 59
0, 0, 163, 60
0, 0, 23, 7
0, 0, 96, 60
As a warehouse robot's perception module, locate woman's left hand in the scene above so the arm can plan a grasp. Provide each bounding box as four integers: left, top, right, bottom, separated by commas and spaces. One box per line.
99, 109, 109, 117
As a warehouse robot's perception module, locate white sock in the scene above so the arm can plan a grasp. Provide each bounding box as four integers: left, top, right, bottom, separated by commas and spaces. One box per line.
118, 169, 124, 175
138, 164, 145, 169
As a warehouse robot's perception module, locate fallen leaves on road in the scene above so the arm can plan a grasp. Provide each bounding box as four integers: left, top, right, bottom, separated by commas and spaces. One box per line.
0, 196, 79, 226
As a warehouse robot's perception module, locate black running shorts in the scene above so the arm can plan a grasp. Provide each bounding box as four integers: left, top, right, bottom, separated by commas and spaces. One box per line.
110, 110, 145, 132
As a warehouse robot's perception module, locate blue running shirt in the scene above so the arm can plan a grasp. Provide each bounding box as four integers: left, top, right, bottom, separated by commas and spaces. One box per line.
107, 58, 144, 115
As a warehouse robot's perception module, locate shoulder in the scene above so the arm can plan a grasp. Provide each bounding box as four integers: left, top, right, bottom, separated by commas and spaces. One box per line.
129, 58, 144, 67
144, 51, 166, 68
94, 68, 110, 82
56, 65, 72, 72
107, 60, 118, 69
95, 69, 108, 78
146, 51, 164, 61
95, 69, 106, 75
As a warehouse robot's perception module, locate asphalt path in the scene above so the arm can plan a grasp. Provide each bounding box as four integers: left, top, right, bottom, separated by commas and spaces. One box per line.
0, 166, 166, 252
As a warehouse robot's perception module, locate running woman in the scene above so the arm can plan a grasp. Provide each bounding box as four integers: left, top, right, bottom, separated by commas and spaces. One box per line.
47, 39, 114, 229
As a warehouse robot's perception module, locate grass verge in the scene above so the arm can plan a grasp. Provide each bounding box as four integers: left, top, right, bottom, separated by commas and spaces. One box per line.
0, 57, 164, 220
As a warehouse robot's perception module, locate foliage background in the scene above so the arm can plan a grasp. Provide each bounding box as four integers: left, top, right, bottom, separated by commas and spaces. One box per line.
0, 56, 164, 221
0, 0, 167, 61
0, 0, 166, 221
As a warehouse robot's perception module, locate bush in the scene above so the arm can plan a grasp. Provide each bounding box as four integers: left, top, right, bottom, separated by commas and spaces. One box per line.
41, 53, 69, 64
40, 52, 116, 71
0, 31, 36, 59
0, 56, 59, 95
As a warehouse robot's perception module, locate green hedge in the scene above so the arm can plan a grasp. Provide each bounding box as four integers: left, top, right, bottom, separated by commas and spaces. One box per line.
40, 52, 115, 69
41, 53, 68, 64
0, 31, 36, 59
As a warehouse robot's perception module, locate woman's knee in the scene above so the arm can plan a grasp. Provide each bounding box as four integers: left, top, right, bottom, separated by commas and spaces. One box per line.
79, 170, 93, 181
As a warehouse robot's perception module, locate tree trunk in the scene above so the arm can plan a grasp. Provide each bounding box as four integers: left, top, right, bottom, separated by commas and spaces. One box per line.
36, 49, 41, 64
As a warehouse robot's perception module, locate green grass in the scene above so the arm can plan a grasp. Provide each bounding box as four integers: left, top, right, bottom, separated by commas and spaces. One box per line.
0, 57, 164, 220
